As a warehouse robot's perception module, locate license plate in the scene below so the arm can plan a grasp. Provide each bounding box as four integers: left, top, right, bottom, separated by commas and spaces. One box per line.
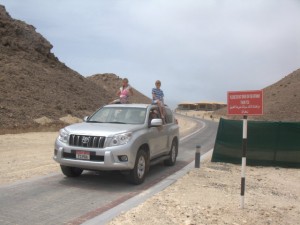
76, 151, 90, 160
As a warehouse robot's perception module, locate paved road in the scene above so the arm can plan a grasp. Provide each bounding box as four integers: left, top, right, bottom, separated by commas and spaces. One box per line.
0, 117, 218, 225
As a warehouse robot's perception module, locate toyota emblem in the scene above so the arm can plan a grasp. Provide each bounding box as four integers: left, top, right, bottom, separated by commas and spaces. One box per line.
82, 136, 90, 144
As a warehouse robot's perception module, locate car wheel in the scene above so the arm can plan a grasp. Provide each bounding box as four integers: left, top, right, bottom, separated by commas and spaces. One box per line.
164, 139, 178, 166
60, 165, 83, 177
128, 149, 148, 185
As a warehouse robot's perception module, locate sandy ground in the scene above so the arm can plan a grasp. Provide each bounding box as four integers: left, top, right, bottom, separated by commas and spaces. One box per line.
0, 116, 195, 185
108, 158, 300, 225
1, 114, 299, 225
0, 132, 59, 185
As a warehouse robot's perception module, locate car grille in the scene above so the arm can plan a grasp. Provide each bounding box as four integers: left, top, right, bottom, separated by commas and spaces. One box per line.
69, 135, 106, 148
63, 151, 104, 162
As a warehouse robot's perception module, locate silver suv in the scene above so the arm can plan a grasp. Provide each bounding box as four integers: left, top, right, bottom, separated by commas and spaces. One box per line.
53, 104, 179, 184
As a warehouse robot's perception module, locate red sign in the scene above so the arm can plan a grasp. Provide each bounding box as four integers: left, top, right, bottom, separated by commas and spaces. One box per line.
227, 90, 263, 115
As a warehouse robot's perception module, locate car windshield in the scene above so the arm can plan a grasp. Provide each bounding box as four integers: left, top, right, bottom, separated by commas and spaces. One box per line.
88, 107, 147, 124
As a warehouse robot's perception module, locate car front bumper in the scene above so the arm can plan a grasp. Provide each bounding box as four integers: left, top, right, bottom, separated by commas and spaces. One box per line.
53, 139, 136, 171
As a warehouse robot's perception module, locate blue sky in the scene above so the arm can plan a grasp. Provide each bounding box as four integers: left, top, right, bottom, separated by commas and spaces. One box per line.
1, 0, 300, 108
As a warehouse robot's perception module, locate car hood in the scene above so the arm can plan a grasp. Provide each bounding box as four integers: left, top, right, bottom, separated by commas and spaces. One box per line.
64, 122, 143, 137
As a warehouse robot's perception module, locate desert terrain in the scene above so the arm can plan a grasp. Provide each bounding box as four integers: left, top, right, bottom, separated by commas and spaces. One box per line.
108, 158, 300, 225
1, 4, 299, 225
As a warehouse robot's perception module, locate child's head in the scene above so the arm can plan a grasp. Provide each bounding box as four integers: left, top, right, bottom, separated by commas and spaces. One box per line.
122, 78, 129, 86
155, 80, 161, 88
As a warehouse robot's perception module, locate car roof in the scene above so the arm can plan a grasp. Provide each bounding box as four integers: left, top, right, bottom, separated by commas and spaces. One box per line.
104, 104, 151, 109
103, 104, 171, 110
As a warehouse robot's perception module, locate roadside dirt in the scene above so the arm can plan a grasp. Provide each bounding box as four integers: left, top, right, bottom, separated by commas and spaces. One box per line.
0, 132, 58, 185
108, 158, 300, 225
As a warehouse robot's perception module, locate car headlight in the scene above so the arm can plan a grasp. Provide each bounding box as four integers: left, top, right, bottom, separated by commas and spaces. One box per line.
109, 132, 132, 147
58, 129, 69, 143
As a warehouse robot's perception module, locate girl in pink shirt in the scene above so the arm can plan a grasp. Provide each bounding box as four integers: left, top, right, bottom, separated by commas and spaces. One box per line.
110, 78, 133, 104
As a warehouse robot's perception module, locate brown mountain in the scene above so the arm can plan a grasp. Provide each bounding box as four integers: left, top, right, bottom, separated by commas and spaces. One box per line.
214, 68, 300, 121
0, 5, 150, 134
259, 68, 300, 121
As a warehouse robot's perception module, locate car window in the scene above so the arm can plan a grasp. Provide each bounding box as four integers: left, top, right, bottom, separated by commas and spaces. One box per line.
165, 108, 173, 124
149, 108, 160, 119
89, 108, 110, 122
125, 109, 146, 124
148, 108, 160, 125
88, 107, 146, 124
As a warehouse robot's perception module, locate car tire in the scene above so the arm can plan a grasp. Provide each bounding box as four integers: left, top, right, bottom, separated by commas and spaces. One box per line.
128, 149, 148, 185
60, 165, 83, 177
164, 139, 178, 166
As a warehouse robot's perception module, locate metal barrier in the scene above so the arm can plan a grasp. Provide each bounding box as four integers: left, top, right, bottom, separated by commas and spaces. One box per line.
195, 145, 201, 168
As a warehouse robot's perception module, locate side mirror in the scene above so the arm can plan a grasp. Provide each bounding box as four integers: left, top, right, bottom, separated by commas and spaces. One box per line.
83, 116, 89, 122
150, 118, 163, 127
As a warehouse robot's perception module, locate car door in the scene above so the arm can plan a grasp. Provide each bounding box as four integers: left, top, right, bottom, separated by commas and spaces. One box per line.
162, 107, 178, 153
147, 107, 168, 157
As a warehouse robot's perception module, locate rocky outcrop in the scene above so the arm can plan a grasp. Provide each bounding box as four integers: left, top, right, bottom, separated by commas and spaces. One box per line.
0, 5, 150, 133
0, 5, 55, 61
260, 68, 300, 121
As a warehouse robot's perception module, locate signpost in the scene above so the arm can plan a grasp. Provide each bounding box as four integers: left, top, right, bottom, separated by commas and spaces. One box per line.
227, 90, 263, 209
227, 90, 263, 116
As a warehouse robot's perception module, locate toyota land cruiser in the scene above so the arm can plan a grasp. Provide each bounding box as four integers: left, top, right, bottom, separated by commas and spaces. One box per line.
53, 104, 179, 184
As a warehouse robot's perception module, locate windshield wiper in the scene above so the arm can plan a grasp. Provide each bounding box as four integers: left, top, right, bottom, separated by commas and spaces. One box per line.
86, 121, 104, 123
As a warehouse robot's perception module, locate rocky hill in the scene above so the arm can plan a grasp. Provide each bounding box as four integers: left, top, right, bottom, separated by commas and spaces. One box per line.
259, 68, 300, 121
0, 5, 150, 134
214, 68, 300, 121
